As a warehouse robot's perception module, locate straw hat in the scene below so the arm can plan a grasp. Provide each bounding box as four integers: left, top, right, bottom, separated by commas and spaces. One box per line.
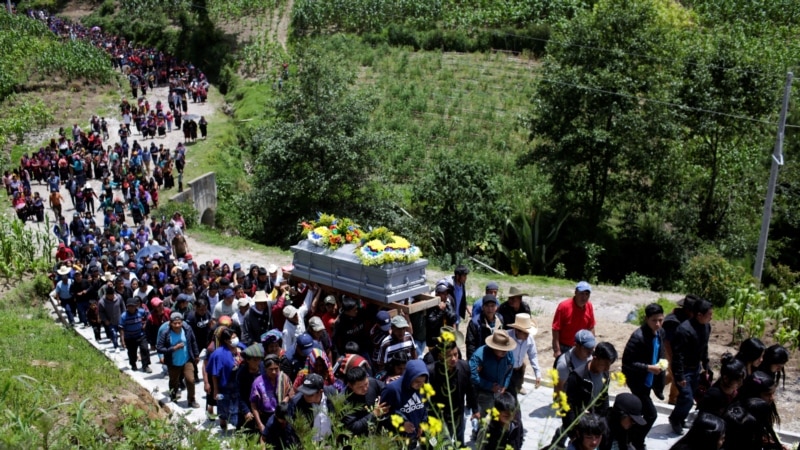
56, 266, 72, 276
508, 286, 529, 297
485, 329, 517, 352
507, 313, 538, 336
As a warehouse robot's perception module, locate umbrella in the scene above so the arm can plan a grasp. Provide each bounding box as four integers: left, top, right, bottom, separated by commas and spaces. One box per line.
91, 26, 101, 32
183, 114, 200, 121
172, 87, 187, 95
136, 244, 168, 261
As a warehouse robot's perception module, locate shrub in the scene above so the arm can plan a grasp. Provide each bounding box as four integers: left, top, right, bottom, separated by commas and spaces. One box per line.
682, 252, 752, 307
620, 272, 652, 290
634, 297, 677, 324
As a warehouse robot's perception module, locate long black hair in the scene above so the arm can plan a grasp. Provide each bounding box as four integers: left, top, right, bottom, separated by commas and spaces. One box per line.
670, 412, 725, 450
756, 344, 790, 388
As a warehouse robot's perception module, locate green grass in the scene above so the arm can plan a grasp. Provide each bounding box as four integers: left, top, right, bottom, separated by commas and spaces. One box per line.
191, 224, 292, 255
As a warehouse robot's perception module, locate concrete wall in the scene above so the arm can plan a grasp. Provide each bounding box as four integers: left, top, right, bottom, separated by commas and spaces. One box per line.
168, 172, 217, 226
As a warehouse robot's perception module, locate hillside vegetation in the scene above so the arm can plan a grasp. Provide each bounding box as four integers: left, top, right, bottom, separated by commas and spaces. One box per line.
8, 0, 800, 299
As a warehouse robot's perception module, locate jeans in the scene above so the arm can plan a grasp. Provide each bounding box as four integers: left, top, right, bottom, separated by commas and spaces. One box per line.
60, 297, 76, 324
104, 323, 119, 348
76, 301, 89, 326
669, 369, 699, 425
123, 335, 151, 369
217, 389, 240, 426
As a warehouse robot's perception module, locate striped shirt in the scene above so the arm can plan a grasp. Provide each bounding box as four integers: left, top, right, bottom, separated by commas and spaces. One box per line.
119, 308, 148, 339
378, 331, 417, 364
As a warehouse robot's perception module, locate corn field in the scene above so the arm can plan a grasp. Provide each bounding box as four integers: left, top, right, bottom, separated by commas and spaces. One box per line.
0, 215, 55, 283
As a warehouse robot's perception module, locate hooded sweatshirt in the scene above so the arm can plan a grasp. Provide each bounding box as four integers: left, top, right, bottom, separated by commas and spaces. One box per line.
380, 359, 429, 437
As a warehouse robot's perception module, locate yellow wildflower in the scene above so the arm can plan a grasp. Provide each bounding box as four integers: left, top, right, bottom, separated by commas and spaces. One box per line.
657, 358, 669, 371
436, 403, 445, 409
426, 417, 443, 436
439, 331, 455, 343
547, 368, 559, 386
611, 371, 627, 387
490, 407, 500, 421
391, 414, 404, 430
420, 382, 436, 399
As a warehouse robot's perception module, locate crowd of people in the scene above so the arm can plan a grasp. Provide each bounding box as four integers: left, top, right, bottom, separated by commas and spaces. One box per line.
3, 9, 210, 224
4, 7, 795, 450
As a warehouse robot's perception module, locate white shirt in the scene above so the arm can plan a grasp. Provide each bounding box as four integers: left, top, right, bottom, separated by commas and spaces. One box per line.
508, 329, 543, 379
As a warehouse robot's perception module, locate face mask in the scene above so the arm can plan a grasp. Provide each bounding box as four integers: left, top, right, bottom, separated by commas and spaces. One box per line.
230, 337, 239, 347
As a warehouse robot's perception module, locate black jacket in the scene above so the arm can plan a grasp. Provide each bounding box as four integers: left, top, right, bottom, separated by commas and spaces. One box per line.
466, 312, 504, 360
156, 322, 200, 367
564, 363, 610, 424
622, 324, 665, 395
426, 359, 478, 420
671, 317, 710, 382
497, 301, 531, 330
241, 306, 272, 346
342, 377, 385, 436
444, 276, 468, 322
425, 297, 457, 347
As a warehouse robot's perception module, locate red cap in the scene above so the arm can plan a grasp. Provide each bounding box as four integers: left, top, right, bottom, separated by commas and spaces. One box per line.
151, 298, 163, 307
185, 253, 192, 260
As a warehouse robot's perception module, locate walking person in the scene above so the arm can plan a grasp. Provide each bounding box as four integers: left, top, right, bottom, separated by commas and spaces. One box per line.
199, 116, 207, 139
157, 312, 201, 408
622, 303, 666, 449
552, 281, 596, 362
120, 298, 153, 373
669, 298, 714, 434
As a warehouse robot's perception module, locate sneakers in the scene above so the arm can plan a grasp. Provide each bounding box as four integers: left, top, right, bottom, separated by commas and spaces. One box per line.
142, 366, 152, 373
519, 387, 528, 395
669, 419, 684, 435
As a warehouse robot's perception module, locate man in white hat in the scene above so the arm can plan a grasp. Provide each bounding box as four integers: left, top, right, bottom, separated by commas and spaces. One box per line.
468, 328, 517, 434
241, 290, 273, 346
55, 265, 76, 326
507, 313, 542, 395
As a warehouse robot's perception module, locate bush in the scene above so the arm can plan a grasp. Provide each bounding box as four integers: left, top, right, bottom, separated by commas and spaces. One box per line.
634, 297, 677, 324
620, 272, 652, 289
682, 252, 752, 307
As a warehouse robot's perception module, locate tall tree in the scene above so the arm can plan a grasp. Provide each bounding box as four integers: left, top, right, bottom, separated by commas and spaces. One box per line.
246, 46, 390, 247
521, 0, 689, 239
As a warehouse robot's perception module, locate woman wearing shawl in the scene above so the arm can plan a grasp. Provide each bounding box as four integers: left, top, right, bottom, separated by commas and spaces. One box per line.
292, 347, 337, 391
250, 353, 295, 433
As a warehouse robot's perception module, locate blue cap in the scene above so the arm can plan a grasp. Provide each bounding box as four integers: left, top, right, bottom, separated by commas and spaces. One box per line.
575, 329, 596, 349
297, 333, 314, 356
376, 311, 391, 331
233, 262, 241, 270
223, 288, 235, 298
575, 281, 592, 293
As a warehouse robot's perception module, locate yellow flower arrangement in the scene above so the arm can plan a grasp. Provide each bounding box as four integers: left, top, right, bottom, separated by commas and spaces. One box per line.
657, 358, 669, 371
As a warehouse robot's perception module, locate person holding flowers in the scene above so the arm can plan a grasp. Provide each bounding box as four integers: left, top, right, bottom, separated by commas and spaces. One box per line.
563, 342, 619, 436
622, 302, 666, 449
475, 391, 523, 450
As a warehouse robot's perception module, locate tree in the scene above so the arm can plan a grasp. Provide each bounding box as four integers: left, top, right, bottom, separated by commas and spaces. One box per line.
245, 46, 391, 247
410, 157, 507, 265
521, 0, 689, 240
670, 31, 782, 249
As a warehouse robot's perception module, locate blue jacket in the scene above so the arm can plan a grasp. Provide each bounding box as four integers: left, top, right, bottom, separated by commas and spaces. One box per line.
469, 345, 514, 392
380, 359, 429, 434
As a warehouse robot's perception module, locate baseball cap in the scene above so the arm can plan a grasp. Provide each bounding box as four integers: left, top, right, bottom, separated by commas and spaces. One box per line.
341, 296, 358, 311
482, 294, 498, 305
486, 281, 499, 292
614, 393, 647, 426
176, 294, 190, 303
297, 373, 324, 396
308, 316, 325, 332
296, 333, 314, 356
575, 281, 592, 293
435, 283, 449, 294
233, 262, 241, 270
283, 305, 298, 319
223, 288, 235, 298
150, 298, 163, 307
238, 298, 250, 308
391, 315, 409, 328
324, 295, 337, 305
125, 299, 138, 307
575, 329, 596, 349
376, 311, 391, 331
170, 312, 183, 321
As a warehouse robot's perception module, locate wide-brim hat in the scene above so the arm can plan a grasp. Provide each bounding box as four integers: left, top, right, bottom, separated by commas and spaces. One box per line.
252, 290, 268, 304
485, 329, 517, 352
440, 325, 465, 347
508, 286, 529, 297
508, 313, 538, 336
57, 266, 71, 276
